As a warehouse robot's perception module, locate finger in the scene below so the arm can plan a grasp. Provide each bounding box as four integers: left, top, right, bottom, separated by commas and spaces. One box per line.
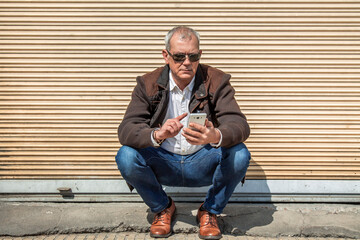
169, 121, 176, 129
167, 122, 183, 136
171, 122, 183, 134
182, 132, 201, 144
173, 120, 183, 130
205, 119, 214, 128
183, 127, 202, 139
167, 126, 175, 135
189, 122, 206, 132
175, 112, 188, 121
184, 135, 203, 145
186, 139, 198, 145
165, 120, 179, 131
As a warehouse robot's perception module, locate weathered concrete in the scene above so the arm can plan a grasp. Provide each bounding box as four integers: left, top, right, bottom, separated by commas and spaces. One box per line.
0, 232, 350, 240
1, 202, 359, 238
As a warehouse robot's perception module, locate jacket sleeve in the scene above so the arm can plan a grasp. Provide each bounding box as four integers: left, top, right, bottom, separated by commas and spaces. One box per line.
117, 76, 155, 149
213, 74, 250, 148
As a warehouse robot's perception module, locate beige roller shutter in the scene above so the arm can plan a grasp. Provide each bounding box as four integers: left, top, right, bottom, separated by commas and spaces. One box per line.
1, 0, 359, 181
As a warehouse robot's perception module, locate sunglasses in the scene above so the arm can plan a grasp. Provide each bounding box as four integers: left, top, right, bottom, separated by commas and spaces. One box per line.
167, 51, 201, 62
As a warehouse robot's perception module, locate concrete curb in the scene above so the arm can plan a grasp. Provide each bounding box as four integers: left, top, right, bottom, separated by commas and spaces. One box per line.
1, 202, 359, 238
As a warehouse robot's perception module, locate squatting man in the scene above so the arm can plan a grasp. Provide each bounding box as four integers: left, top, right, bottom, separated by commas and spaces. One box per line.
116, 26, 251, 239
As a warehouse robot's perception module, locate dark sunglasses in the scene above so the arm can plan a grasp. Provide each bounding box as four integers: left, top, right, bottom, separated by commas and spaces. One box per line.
167, 51, 201, 62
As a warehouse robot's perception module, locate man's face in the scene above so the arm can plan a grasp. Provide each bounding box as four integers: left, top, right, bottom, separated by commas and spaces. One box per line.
162, 33, 202, 85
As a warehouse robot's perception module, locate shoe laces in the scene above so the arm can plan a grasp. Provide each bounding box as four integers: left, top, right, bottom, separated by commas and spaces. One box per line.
153, 208, 170, 224
203, 212, 218, 227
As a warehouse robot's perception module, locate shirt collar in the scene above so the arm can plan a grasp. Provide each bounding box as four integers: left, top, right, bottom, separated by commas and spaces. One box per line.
169, 70, 195, 93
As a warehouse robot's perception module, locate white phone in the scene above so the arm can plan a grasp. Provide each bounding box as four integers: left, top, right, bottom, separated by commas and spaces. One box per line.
187, 113, 207, 129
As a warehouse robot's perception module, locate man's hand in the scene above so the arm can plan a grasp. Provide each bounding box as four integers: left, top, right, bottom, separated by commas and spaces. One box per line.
153, 113, 188, 142
182, 119, 221, 145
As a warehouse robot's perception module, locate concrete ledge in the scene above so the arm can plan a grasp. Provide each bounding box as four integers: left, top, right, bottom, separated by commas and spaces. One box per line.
1, 202, 359, 238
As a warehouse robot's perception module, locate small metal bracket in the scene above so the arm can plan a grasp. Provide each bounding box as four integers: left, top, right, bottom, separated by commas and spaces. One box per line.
57, 187, 74, 199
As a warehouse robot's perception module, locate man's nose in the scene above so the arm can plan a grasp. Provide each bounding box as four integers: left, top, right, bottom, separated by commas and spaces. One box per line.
182, 55, 192, 65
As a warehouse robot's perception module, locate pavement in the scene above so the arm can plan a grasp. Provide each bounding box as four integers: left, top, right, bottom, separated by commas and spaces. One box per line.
0, 233, 357, 240
0, 202, 359, 239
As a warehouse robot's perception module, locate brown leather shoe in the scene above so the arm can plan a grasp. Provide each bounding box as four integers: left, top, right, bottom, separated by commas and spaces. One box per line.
150, 198, 176, 238
197, 203, 222, 240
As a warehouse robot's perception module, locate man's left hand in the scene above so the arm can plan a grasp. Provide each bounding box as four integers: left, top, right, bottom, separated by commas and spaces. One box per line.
182, 119, 221, 145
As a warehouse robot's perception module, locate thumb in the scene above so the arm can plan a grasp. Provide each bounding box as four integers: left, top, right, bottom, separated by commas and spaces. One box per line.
205, 119, 214, 128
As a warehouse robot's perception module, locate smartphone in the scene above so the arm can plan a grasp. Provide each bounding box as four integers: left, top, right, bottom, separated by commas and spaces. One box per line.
187, 113, 207, 129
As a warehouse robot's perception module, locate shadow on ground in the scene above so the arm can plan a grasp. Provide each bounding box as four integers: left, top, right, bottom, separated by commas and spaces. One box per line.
146, 161, 275, 235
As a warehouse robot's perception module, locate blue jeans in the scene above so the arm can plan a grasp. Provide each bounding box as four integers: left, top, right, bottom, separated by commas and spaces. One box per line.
115, 143, 251, 214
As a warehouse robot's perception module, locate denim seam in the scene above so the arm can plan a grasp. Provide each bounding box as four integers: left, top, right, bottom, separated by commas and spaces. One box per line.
181, 157, 185, 186
146, 156, 173, 163
184, 152, 222, 163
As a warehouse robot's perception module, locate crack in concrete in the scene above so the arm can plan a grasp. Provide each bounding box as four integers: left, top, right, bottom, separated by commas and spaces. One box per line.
55, 208, 64, 231
298, 206, 306, 237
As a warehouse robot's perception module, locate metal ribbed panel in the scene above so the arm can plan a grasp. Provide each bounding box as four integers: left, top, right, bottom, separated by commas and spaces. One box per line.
0, 0, 359, 180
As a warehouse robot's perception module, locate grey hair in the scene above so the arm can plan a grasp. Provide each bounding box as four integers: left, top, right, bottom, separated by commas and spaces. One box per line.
165, 26, 200, 51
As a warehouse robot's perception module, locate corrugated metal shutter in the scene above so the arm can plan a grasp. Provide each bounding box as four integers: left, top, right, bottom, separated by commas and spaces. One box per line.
1, 0, 359, 180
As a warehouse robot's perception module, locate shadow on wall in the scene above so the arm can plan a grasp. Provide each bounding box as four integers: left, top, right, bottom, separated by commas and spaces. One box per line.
146, 160, 276, 235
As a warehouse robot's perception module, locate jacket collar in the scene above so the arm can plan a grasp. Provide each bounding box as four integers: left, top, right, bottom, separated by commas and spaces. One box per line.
193, 65, 208, 99
156, 65, 170, 89
156, 64, 208, 99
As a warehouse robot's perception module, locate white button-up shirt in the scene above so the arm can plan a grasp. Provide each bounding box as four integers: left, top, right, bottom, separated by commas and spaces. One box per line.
151, 71, 222, 155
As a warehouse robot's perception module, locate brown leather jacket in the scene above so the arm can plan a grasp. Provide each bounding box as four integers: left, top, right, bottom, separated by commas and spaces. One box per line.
118, 64, 250, 149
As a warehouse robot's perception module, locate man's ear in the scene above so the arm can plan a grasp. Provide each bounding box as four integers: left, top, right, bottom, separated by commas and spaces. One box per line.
162, 49, 170, 64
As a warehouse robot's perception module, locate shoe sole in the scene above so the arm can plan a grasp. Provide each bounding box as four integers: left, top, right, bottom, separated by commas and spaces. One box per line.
149, 207, 176, 238
150, 232, 172, 238
198, 233, 222, 240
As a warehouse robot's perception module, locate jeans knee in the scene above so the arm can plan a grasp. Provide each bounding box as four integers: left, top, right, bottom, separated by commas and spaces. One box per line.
115, 146, 141, 179
226, 143, 251, 174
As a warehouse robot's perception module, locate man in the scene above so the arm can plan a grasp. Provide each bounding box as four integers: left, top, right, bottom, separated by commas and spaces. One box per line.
116, 26, 251, 239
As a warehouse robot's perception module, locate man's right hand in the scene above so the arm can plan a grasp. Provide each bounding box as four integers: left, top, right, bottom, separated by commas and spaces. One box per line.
154, 113, 188, 142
